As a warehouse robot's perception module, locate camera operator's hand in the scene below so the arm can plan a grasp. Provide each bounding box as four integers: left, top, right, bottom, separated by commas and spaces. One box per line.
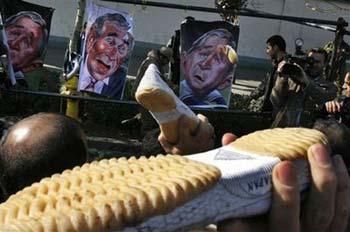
286, 63, 310, 87
325, 100, 343, 114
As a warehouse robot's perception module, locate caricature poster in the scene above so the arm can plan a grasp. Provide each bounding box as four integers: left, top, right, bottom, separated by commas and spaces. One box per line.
180, 20, 239, 109
78, 2, 134, 100
0, 1, 53, 85
0, 14, 15, 85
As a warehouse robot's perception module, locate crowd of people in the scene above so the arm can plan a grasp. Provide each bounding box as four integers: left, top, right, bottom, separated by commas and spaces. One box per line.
0, 111, 348, 231
0, 10, 350, 231
156, 34, 350, 230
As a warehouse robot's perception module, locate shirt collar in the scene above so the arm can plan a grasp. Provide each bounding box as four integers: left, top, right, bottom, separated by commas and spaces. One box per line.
79, 57, 110, 93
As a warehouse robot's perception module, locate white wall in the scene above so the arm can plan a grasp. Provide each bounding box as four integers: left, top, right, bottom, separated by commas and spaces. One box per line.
27, 0, 350, 59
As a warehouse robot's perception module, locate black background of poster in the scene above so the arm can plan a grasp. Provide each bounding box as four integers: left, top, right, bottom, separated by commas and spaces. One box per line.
0, 0, 54, 42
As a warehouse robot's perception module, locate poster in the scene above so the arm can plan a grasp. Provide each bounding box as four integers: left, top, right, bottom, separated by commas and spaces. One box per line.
180, 20, 239, 108
78, 2, 134, 100
0, 14, 15, 85
0, 1, 53, 85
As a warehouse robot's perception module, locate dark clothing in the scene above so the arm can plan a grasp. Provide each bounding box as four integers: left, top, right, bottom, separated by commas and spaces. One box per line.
100, 68, 126, 100
180, 80, 228, 108
21, 66, 60, 92
130, 50, 165, 136
167, 30, 180, 86
9, 66, 60, 113
270, 74, 337, 128
182, 94, 226, 106
131, 54, 162, 100
340, 97, 350, 127
261, 69, 276, 112
249, 60, 283, 112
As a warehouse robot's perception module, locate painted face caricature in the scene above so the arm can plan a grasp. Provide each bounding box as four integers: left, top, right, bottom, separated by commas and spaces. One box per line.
182, 29, 235, 98
5, 11, 46, 72
86, 14, 131, 81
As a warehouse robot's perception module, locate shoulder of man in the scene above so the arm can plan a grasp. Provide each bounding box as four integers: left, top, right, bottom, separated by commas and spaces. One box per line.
22, 67, 58, 92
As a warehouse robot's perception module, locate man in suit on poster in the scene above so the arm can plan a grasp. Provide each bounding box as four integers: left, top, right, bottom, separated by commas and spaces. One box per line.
180, 28, 237, 107
79, 12, 134, 99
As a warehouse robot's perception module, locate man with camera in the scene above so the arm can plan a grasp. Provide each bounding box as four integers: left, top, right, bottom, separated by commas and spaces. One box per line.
323, 72, 350, 127
249, 35, 287, 112
270, 47, 337, 128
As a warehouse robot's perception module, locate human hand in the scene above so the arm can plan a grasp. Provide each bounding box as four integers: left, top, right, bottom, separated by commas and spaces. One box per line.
217, 143, 350, 232
221, 133, 237, 146
325, 100, 343, 114
158, 114, 215, 155
282, 63, 310, 86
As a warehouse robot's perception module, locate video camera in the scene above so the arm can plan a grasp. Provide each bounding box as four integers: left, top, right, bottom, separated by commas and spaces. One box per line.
285, 55, 315, 69
280, 54, 315, 78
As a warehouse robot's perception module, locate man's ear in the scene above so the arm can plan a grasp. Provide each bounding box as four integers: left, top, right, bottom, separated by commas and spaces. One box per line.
86, 29, 96, 51
273, 44, 280, 52
218, 75, 233, 90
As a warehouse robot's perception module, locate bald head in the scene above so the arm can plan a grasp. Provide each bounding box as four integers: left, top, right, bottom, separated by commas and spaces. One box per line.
0, 113, 88, 199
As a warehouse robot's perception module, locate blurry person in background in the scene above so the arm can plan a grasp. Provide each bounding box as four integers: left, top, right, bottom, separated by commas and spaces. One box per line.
249, 35, 287, 113
323, 72, 350, 127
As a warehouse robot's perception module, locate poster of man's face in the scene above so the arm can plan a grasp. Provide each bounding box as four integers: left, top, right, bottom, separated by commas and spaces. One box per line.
4, 10, 50, 74
78, 2, 134, 100
180, 20, 239, 108
0, 14, 15, 85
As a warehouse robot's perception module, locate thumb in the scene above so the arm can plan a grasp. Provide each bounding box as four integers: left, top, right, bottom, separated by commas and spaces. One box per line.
269, 161, 300, 232
221, 133, 237, 146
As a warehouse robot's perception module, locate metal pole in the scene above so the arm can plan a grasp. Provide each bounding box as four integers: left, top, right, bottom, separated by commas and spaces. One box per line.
1, 88, 271, 116
1, 88, 139, 105
102, 0, 342, 26
64, 0, 86, 119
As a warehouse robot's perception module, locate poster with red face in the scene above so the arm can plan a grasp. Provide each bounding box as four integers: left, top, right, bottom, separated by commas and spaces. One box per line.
0, 14, 15, 85
1, 1, 53, 85
180, 20, 239, 109
78, 2, 134, 100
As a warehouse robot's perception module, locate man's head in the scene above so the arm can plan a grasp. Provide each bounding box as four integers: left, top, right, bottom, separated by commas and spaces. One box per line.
0, 113, 88, 200
86, 13, 134, 81
181, 28, 236, 97
5, 11, 48, 72
342, 72, 350, 97
266, 35, 286, 61
313, 118, 350, 169
307, 48, 328, 78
